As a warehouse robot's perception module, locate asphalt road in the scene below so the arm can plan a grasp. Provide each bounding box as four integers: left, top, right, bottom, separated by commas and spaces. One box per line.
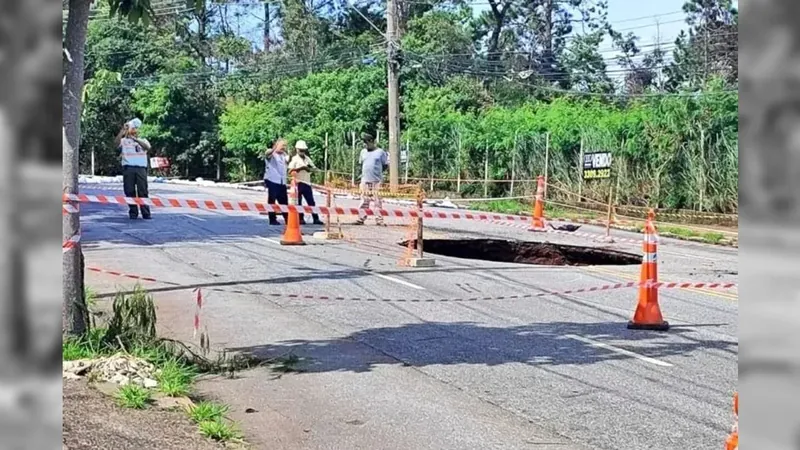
80, 181, 739, 450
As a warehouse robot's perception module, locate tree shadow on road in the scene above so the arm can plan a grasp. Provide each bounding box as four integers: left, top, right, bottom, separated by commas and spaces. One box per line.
228, 320, 737, 375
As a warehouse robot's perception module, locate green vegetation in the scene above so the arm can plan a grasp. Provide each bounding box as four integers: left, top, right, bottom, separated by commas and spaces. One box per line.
468, 198, 732, 245
116, 384, 152, 409
155, 358, 196, 397
75, 0, 738, 213
188, 401, 230, 424
63, 284, 248, 444
197, 418, 242, 442
468, 200, 599, 221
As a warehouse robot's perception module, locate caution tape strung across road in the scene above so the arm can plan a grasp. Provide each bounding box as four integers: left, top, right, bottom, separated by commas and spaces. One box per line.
86, 265, 736, 303
63, 193, 534, 222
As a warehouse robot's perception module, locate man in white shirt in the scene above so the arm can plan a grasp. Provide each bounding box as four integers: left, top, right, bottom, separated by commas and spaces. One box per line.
355, 133, 388, 226
263, 138, 290, 225
288, 140, 324, 225
114, 118, 152, 219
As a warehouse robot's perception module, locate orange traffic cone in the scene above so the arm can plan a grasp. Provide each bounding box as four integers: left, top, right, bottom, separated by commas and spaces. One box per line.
280, 173, 305, 246
725, 392, 738, 450
528, 175, 546, 232
627, 209, 669, 330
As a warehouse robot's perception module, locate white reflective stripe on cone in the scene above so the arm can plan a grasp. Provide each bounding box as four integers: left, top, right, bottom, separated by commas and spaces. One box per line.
643, 252, 657, 263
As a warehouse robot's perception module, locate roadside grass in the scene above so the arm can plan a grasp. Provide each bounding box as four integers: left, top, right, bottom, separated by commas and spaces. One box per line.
468, 199, 731, 245
188, 401, 229, 423
63, 283, 251, 445
644, 224, 726, 245
197, 418, 243, 442
116, 384, 152, 409
467, 199, 600, 220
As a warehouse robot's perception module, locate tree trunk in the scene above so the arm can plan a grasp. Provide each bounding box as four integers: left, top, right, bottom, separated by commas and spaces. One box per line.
62, 0, 90, 336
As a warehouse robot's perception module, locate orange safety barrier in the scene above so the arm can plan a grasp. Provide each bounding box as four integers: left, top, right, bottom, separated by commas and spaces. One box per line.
627, 209, 669, 331
725, 392, 738, 450
528, 175, 546, 232
281, 173, 305, 246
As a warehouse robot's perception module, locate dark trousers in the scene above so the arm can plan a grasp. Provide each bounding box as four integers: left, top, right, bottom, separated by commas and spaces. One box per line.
296, 182, 320, 223
122, 165, 150, 218
265, 180, 289, 223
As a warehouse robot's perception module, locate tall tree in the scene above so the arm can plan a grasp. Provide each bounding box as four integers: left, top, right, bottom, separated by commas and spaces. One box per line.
62, 0, 199, 336
665, 0, 738, 90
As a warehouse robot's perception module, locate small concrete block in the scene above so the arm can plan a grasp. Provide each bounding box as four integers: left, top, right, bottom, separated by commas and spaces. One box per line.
313, 231, 344, 240
405, 257, 436, 268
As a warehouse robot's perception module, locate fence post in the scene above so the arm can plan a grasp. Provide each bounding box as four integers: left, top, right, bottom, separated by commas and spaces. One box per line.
544, 132, 550, 199
323, 132, 329, 186
429, 148, 434, 193
417, 184, 424, 259
484, 145, 489, 198
350, 131, 356, 187
511, 132, 517, 197
456, 131, 462, 194
404, 138, 410, 184
578, 135, 584, 202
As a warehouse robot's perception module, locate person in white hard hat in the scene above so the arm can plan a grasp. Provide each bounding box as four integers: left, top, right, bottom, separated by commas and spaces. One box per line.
288, 140, 324, 225
114, 118, 152, 219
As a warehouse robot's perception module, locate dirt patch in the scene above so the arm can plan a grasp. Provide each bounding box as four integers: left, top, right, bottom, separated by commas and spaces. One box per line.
401, 238, 641, 266
63, 379, 224, 450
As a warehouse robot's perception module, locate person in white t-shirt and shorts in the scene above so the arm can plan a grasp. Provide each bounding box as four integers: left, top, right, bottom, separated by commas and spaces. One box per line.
354, 133, 388, 226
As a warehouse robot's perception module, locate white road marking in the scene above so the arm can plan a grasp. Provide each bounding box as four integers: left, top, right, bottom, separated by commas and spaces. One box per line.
182, 214, 206, 221
371, 273, 426, 290
258, 237, 281, 245
563, 334, 673, 367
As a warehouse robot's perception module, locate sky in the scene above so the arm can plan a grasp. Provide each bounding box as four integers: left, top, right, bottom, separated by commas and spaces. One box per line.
209, 0, 695, 72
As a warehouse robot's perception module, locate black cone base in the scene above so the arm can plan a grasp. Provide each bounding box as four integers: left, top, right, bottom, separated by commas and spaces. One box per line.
627, 320, 670, 331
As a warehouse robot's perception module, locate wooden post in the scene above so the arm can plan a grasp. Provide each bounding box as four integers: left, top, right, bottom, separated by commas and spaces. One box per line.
325, 172, 332, 236
484, 145, 489, 198
510, 132, 517, 197
91, 150, 96, 176
323, 132, 329, 186
578, 136, 584, 202
429, 148, 434, 193
456, 131, 462, 194
544, 132, 550, 199
350, 131, 356, 187
404, 138, 410, 184
699, 128, 705, 211
605, 180, 615, 238
417, 184, 424, 259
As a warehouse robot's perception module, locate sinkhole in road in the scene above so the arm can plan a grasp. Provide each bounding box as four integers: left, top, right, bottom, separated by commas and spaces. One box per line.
399, 238, 641, 266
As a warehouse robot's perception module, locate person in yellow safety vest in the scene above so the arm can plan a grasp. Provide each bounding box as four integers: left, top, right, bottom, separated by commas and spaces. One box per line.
288, 140, 324, 225
114, 118, 152, 220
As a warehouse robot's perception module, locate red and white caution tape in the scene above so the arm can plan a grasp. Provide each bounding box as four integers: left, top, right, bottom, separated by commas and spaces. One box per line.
86, 267, 180, 284
62, 233, 81, 253
63, 193, 533, 223
86, 265, 736, 303
62, 203, 79, 215
193, 288, 202, 338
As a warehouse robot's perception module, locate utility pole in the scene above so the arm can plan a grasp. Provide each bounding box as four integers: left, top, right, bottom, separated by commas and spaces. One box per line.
263, 2, 271, 52
386, 0, 401, 193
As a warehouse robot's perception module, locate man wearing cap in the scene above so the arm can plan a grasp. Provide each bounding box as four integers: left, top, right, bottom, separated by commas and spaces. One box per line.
114, 118, 152, 219
288, 140, 324, 225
